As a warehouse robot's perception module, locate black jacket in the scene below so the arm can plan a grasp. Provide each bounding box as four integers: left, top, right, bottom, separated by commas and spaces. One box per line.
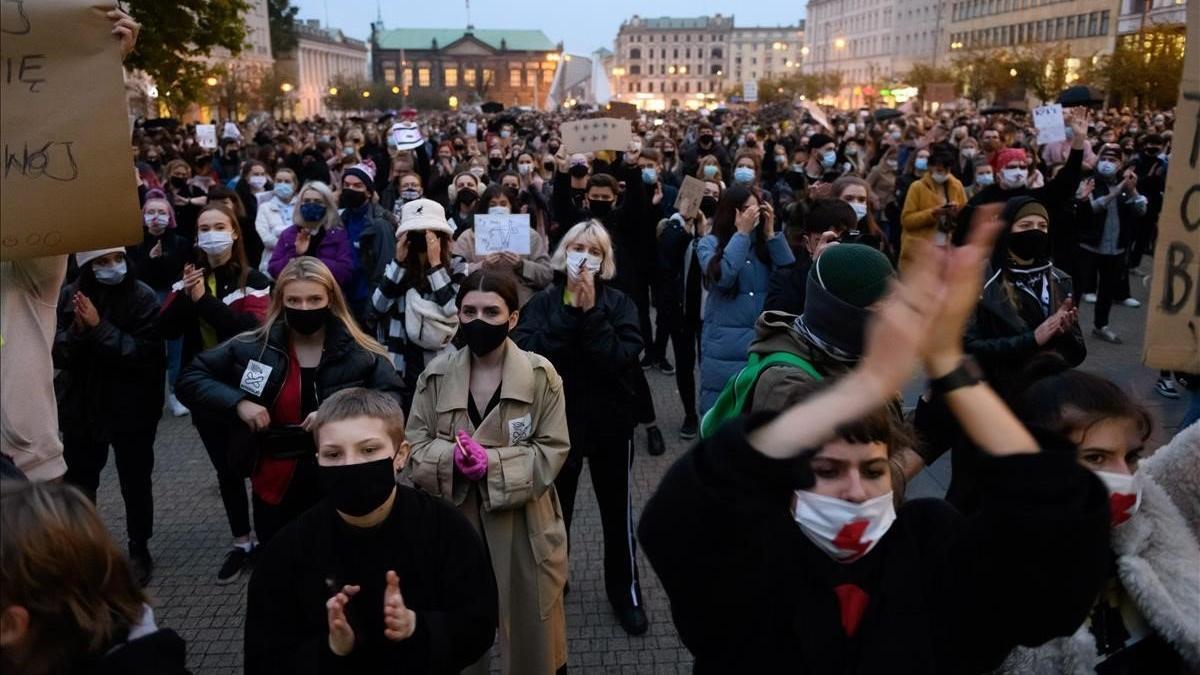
680, 139, 732, 179
638, 413, 1110, 674
512, 278, 643, 436
656, 215, 705, 327
127, 229, 191, 293
245, 487, 498, 674
955, 148, 1084, 244
1079, 175, 1146, 251
550, 160, 649, 293
764, 253, 813, 317
175, 321, 405, 423
72, 629, 189, 675
54, 274, 164, 440
158, 263, 272, 367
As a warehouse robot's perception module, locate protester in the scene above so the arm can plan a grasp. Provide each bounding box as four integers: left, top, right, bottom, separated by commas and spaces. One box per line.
900, 146, 966, 269
452, 184, 554, 306
339, 163, 397, 321
163, 159, 208, 241
267, 181, 354, 289
447, 171, 483, 235
254, 168, 300, 276
208, 184, 264, 270
407, 270, 570, 674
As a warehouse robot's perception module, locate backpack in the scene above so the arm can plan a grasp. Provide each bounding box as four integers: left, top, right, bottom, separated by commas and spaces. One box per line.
699, 351, 823, 440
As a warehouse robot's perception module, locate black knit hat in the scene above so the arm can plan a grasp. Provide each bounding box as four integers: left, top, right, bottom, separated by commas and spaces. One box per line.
808, 133, 835, 150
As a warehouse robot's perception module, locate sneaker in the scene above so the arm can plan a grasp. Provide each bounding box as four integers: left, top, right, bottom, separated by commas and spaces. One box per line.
167, 394, 190, 417
680, 415, 698, 440
1156, 376, 1181, 399
640, 354, 657, 370
1091, 326, 1122, 344
1082, 293, 1097, 304
1121, 297, 1142, 308
657, 358, 675, 375
614, 604, 650, 636
129, 541, 154, 588
646, 426, 666, 456
216, 545, 253, 585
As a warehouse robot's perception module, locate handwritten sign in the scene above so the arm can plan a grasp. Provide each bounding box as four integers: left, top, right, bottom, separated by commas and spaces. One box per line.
1, 0, 140, 260
1143, 0, 1200, 372
604, 101, 638, 120
475, 214, 531, 255
1033, 104, 1066, 145
674, 176, 705, 220
222, 121, 241, 140
561, 118, 632, 154
465, 121, 478, 138
195, 124, 218, 150
743, 80, 759, 103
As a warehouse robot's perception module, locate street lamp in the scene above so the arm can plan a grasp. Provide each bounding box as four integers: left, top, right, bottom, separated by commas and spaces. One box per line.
328, 86, 338, 95
801, 46, 810, 56
362, 90, 371, 98
834, 38, 847, 50
205, 76, 219, 87
391, 85, 401, 94
449, 95, 459, 109
1009, 68, 1018, 77
280, 82, 293, 93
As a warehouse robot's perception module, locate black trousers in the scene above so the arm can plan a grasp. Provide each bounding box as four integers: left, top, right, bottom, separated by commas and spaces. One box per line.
555, 432, 643, 611
63, 427, 158, 545
1074, 248, 1125, 329
195, 420, 252, 539
632, 273, 655, 357
252, 455, 323, 544
654, 317, 700, 419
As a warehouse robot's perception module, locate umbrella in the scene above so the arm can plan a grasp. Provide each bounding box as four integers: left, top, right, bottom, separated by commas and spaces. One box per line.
1056, 85, 1105, 107
142, 118, 179, 130
873, 108, 903, 122
980, 105, 1027, 116
481, 101, 504, 114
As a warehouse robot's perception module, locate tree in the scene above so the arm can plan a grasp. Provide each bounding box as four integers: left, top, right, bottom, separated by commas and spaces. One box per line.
1091, 27, 1186, 110
257, 66, 294, 118
124, 0, 250, 113
268, 0, 299, 56
906, 64, 959, 97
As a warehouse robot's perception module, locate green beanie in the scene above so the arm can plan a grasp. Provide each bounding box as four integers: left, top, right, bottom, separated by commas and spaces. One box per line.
810, 244, 896, 308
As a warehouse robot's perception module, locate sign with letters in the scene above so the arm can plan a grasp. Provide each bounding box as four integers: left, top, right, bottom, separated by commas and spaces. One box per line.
560, 117, 632, 154
474, 214, 531, 255
1143, 0, 1200, 371
1, 0, 140, 260
1032, 104, 1066, 145
195, 124, 218, 150
743, 80, 758, 103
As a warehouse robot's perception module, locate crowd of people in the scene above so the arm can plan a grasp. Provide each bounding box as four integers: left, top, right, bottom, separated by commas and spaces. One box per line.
1, 9, 1197, 675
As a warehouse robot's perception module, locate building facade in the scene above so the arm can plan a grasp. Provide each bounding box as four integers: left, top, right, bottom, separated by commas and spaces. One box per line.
612, 15, 733, 110
370, 25, 561, 109
726, 22, 807, 90
1116, 0, 1187, 34
892, 0, 950, 75
276, 20, 369, 118
945, 0, 1118, 72
803, 0, 898, 106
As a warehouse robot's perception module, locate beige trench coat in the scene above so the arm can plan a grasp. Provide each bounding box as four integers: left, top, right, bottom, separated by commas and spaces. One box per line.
406, 341, 569, 673
451, 228, 554, 307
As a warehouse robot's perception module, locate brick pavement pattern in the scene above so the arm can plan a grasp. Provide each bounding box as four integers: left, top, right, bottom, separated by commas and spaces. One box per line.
93, 266, 1186, 673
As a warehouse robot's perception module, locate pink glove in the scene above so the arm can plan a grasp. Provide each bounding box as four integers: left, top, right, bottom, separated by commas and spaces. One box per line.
455, 430, 488, 481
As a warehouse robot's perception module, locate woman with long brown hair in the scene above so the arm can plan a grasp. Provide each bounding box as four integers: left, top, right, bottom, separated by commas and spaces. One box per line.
0, 480, 188, 674
160, 202, 271, 583
177, 257, 404, 550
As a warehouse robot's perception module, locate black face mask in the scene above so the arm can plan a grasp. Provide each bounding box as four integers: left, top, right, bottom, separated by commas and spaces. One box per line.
699, 134, 714, 145
339, 189, 368, 209
170, 176, 188, 189
457, 187, 478, 205
460, 318, 509, 356
489, 157, 503, 168
408, 230, 428, 254
317, 458, 397, 517
568, 164, 589, 179
285, 306, 331, 335
699, 196, 718, 218
225, 150, 240, 161
548, 143, 561, 154
1008, 229, 1050, 265
588, 199, 613, 218
543, 161, 555, 172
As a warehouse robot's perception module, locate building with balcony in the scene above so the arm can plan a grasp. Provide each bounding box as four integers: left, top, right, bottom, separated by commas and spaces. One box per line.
276, 20, 369, 118
369, 24, 561, 109
612, 15, 733, 110
726, 22, 807, 90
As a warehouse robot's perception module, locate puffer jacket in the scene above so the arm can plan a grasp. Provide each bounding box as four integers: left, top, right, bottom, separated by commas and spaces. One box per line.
53, 272, 164, 440
696, 231, 795, 412
158, 262, 271, 367
512, 278, 643, 436
127, 229, 191, 294
899, 172, 967, 271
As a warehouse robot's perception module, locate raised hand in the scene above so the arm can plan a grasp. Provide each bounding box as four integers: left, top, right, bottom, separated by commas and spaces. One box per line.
294, 228, 312, 256
326, 584, 360, 656
73, 293, 100, 329
734, 204, 759, 234
383, 571, 417, 642
425, 230, 442, 264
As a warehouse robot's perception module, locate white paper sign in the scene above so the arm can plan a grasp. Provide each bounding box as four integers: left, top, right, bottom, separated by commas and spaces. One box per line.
799, 100, 831, 131
743, 80, 759, 102
475, 214, 531, 255
560, 118, 632, 154
1033, 104, 1066, 145
196, 124, 218, 150
222, 121, 242, 140
465, 121, 478, 137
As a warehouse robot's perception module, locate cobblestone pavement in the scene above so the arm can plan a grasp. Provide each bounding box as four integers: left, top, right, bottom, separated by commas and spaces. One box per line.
94, 263, 1186, 673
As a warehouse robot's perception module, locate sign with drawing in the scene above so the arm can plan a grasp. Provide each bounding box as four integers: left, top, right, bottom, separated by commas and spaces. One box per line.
474, 214, 531, 255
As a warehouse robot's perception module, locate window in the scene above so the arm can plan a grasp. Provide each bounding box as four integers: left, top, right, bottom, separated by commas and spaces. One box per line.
630, 64, 641, 74
674, 48, 679, 58
685, 48, 691, 58
482, 68, 494, 86
543, 68, 554, 84
1088, 12, 1098, 35
631, 48, 642, 59
383, 67, 397, 83
403, 68, 413, 87
629, 82, 636, 93
1100, 10, 1109, 34
684, 81, 690, 92
1066, 15, 1075, 38
510, 69, 522, 87
464, 68, 477, 86
444, 67, 457, 87
417, 68, 430, 87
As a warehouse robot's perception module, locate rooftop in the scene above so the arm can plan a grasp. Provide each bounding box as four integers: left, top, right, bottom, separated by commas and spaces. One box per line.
296, 20, 368, 49
373, 27, 556, 52
621, 15, 733, 30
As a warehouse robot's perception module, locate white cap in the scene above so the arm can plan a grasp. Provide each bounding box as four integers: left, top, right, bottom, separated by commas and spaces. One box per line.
389, 122, 424, 151
75, 247, 126, 268
396, 199, 454, 236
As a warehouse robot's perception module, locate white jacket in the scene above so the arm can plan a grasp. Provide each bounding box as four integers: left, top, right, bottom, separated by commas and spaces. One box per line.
255, 195, 296, 276
1142, 422, 1200, 545
998, 472, 1200, 674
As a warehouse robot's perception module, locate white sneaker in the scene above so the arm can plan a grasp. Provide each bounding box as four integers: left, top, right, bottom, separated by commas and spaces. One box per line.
1121, 297, 1142, 308
167, 394, 190, 417
1082, 293, 1097, 304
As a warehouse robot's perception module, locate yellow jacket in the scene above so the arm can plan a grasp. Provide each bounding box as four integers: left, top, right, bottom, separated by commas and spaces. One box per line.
899, 173, 967, 270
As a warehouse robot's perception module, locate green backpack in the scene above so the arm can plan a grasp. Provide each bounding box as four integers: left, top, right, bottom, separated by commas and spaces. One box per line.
699, 352, 823, 440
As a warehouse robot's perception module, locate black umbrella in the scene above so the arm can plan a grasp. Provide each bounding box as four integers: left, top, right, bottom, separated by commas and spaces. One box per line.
1056, 85, 1105, 108
142, 118, 179, 130
481, 101, 504, 114
981, 105, 1027, 116
873, 108, 903, 122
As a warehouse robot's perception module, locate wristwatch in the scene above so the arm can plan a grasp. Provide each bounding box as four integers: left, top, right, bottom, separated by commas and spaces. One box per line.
930, 356, 984, 397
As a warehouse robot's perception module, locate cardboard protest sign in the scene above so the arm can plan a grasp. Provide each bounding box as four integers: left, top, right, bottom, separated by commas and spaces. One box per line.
604, 101, 638, 120
475, 214, 531, 255
1143, 0, 1200, 372
798, 100, 831, 132
1, 0, 140, 260
1032, 104, 1066, 145
743, 80, 759, 103
195, 124, 218, 150
925, 82, 956, 103
674, 176, 705, 220
561, 118, 632, 154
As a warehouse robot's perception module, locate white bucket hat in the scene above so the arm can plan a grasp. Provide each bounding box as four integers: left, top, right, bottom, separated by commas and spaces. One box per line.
75, 247, 126, 268
396, 198, 455, 236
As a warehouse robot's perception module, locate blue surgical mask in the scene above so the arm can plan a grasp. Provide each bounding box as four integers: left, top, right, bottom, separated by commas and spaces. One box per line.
641, 167, 658, 185
274, 183, 295, 201
1096, 160, 1119, 177
300, 202, 327, 222
733, 167, 755, 184
93, 260, 127, 285
914, 157, 929, 172
702, 165, 718, 179
821, 151, 836, 168
975, 172, 994, 186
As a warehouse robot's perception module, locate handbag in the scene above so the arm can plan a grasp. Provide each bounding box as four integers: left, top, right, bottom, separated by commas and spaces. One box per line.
403, 288, 459, 351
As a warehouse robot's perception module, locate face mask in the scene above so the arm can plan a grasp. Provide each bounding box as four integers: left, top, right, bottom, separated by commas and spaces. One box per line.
500, 129, 512, 139
702, 165, 719, 179
699, 195, 718, 218
792, 163, 806, 173
733, 167, 755, 184
144, 213, 170, 230
1001, 168, 1028, 188
566, 250, 602, 280
468, 166, 486, 179
821, 151, 837, 168
588, 199, 613, 218
169, 176, 188, 189
890, 130, 902, 141
1008, 228, 1049, 263
641, 168, 658, 185
548, 143, 561, 154
664, 149, 676, 158
845, 146, 859, 157
460, 318, 509, 356
300, 202, 327, 222
849, 201, 868, 221
225, 150, 240, 161
285, 305, 330, 335
699, 133, 714, 145
961, 148, 977, 159
914, 157, 929, 172
518, 163, 533, 175
456, 187, 478, 205
197, 230, 234, 256
248, 175, 269, 190
92, 260, 127, 286
487, 205, 511, 215
274, 183, 295, 201
407, 230, 429, 254
339, 189, 368, 209
775, 155, 788, 165
342, 146, 356, 157
399, 189, 421, 202
792, 490, 897, 562
976, 173, 994, 186
1096, 160, 1119, 177
932, 171, 949, 184
317, 458, 397, 517
1095, 470, 1141, 527
489, 157, 503, 168
886, 159, 899, 170
543, 161, 556, 172
568, 164, 589, 179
